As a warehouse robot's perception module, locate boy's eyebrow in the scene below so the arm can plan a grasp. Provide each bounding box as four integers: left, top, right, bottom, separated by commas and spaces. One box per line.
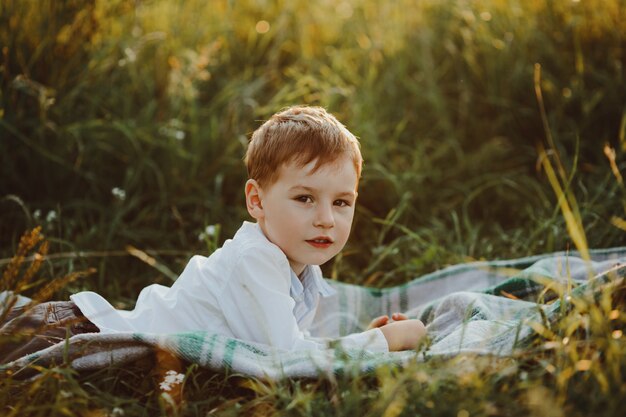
289, 185, 356, 198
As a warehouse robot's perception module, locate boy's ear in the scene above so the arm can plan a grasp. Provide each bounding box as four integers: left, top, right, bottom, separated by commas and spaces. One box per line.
245, 179, 264, 220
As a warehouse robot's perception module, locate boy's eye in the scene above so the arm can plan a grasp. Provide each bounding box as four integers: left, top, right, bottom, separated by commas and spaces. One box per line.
295, 195, 313, 203
334, 199, 351, 207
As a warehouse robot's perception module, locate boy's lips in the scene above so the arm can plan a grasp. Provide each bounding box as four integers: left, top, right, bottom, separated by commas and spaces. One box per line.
306, 236, 334, 249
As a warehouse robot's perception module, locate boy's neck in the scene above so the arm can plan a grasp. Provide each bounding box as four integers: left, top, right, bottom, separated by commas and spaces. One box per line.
253, 220, 307, 277
291, 264, 307, 278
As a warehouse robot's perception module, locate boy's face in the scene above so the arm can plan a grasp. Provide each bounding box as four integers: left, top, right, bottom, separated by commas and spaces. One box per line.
245, 155, 358, 276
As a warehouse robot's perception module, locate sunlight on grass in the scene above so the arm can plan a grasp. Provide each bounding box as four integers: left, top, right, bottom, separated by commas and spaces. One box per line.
1, 0, 625, 415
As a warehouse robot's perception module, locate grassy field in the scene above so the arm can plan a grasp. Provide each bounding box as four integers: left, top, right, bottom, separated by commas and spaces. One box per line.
1, 0, 625, 415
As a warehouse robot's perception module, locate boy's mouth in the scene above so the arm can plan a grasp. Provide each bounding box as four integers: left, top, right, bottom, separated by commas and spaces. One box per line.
306, 237, 334, 249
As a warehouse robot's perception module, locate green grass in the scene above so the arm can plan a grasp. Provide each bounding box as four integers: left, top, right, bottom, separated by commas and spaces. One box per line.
1, 0, 625, 415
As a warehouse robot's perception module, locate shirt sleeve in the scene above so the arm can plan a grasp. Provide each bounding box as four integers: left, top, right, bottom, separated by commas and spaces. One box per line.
327, 328, 389, 352
217, 244, 389, 352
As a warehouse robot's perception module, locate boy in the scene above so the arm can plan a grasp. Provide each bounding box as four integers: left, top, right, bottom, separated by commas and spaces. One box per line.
0, 106, 425, 363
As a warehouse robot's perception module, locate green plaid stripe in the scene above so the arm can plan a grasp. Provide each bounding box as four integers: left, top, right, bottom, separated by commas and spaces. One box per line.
2, 248, 624, 379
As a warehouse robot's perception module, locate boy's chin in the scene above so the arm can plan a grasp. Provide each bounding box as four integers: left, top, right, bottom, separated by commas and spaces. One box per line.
290, 246, 344, 268
309, 254, 338, 267
293, 255, 335, 268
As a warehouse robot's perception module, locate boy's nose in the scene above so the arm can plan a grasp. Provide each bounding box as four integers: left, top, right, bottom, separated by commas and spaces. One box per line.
314, 204, 335, 228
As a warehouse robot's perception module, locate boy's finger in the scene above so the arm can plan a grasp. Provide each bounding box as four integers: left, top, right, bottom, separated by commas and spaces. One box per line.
368, 315, 389, 328
391, 313, 408, 321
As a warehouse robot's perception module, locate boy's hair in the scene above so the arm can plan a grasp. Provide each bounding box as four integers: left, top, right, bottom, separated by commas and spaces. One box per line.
245, 106, 362, 187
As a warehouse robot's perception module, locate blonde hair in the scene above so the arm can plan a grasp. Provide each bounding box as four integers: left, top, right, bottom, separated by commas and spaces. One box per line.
245, 106, 362, 186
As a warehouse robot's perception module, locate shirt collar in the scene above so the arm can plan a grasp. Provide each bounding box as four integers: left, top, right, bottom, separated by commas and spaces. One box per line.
290, 265, 337, 300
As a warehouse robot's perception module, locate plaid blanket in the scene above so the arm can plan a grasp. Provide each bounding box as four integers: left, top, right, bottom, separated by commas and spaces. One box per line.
2, 248, 625, 379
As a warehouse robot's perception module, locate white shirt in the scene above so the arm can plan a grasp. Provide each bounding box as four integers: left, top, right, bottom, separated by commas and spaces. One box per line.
71, 221, 388, 352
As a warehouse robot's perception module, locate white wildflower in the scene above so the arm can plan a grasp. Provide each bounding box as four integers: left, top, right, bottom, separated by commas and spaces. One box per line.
174, 130, 185, 140
111, 187, 126, 201
111, 406, 125, 416
46, 210, 57, 222
159, 370, 185, 392
198, 224, 217, 241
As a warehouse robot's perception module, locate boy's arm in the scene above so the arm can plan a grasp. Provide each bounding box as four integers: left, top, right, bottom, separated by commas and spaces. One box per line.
218, 245, 388, 352
218, 245, 327, 350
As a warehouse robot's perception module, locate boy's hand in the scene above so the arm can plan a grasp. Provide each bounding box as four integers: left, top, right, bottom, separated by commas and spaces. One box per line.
367, 313, 408, 330
378, 319, 426, 351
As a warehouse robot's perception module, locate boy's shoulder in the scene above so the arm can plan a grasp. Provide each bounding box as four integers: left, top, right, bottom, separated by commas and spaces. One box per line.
229, 221, 289, 268
179, 222, 291, 289
217, 222, 294, 292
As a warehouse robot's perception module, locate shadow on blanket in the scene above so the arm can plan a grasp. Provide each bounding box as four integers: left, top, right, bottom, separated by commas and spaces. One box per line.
2, 248, 625, 380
